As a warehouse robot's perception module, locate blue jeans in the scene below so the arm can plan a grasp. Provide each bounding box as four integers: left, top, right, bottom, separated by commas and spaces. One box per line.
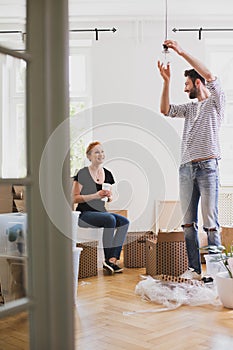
179, 158, 221, 274
78, 211, 129, 261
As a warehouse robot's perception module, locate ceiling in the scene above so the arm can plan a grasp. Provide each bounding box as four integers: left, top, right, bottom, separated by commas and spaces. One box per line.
0, 0, 233, 48
0, 0, 233, 24
69, 0, 233, 20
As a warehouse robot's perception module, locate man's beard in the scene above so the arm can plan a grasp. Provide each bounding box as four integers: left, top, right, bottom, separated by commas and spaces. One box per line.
189, 86, 198, 99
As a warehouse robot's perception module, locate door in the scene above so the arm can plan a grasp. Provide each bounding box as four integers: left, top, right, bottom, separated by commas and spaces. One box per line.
0, 1, 75, 349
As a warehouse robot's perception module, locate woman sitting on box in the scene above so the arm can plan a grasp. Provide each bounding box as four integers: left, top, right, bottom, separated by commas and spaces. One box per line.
72, 141, 129, 275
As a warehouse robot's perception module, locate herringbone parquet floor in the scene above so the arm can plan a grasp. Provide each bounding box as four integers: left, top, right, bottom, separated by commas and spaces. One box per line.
1, 266, 233, 349
75, 267, 233, 349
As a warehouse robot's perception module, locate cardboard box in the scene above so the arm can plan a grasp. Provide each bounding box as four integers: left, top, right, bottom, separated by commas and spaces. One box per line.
76, 240, 98, 278
221, 226, 233, 248
0, 185, 12, 214
124, 231, 156, 268
146, 231, 188, 277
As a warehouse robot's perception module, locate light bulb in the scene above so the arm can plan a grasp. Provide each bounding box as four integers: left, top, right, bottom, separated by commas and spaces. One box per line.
162, 44, 171, 67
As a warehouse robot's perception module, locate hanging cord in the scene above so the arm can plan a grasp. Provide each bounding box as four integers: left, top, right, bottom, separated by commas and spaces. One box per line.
162, 0, 169, 55
165, 0, 168, 41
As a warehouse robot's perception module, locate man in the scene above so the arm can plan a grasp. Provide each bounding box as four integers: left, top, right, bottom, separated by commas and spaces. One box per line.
158, 40, 225, 280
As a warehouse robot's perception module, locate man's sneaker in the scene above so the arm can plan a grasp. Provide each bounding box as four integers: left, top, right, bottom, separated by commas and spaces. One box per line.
111, 263, 123, 273
202, 275, 214, 284
103, 260, 124, 274
103, 260, 114, 275
180, 268, 202, 281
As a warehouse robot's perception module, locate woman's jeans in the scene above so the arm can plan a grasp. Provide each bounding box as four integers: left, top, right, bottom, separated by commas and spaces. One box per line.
179, 158, 221, 274
78, 211, 129, 261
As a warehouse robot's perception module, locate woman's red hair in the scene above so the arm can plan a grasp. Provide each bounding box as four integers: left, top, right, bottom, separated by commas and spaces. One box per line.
86, 141, 101, 156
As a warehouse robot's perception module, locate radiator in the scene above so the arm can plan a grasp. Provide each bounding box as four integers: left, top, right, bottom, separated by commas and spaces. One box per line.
218, 193, 233, 226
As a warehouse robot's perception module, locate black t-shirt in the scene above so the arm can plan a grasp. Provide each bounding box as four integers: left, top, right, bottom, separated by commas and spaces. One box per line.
73, 167, 115, 212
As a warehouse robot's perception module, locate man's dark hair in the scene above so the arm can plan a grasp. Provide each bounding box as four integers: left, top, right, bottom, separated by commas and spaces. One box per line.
184, 69, 205, 85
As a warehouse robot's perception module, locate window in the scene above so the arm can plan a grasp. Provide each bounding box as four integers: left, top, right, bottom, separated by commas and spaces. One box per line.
0, 47, 93, 178
207, 41, 233, 186
69, 48, 92, 176
0, 54, 27, 178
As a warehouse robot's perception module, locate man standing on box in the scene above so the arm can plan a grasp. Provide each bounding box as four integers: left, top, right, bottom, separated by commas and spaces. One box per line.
157, 40, 225, 280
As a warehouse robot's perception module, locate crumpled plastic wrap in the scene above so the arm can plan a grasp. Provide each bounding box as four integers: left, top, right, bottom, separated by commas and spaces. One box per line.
124, 275, 221, 315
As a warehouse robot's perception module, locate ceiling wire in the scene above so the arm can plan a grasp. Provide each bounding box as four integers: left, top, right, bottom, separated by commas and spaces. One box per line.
165, 0, 168, 41
162, 0, 169, 55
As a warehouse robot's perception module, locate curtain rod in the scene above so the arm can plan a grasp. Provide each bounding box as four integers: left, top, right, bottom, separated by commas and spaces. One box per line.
70, 27, 117, 40
172, 27, 233, 40
0, 28, 117, 41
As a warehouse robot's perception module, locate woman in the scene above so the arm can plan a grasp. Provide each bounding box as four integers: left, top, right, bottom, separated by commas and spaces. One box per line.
72, 141, 129, 275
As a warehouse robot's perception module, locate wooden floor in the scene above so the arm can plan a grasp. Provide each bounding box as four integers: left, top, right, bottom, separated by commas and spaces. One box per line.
75, 267, 233, 350
1, 266, 233, 349
0, 311, 29, 350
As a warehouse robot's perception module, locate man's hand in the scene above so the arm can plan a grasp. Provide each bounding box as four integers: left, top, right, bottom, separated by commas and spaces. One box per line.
162, 39, 214, 82
157, 60, 171, 82
163, 40, 184, 55
157, 61, 170, 115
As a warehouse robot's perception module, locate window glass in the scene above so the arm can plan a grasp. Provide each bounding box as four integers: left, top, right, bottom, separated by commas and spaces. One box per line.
208, 46, 233, 186
0, 184, 28, 305
0, 54, 27, 178
69, 52, 92, 176
69, 54, 86, 94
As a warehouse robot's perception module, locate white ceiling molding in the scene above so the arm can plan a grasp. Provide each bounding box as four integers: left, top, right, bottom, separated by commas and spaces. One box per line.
0, 0, 25, 20
68, 0, 233, 20
1, 0, 233, 22
0, 1, 232, 22
1, 0, 233, 48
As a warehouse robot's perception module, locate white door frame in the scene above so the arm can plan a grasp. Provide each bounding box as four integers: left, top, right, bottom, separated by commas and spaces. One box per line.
0, 0, 75, 349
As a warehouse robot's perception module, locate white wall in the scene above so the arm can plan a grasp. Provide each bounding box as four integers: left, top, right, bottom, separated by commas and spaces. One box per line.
72, 12, 233, 231
88, 19, 199, 230
1, 1, 232, 230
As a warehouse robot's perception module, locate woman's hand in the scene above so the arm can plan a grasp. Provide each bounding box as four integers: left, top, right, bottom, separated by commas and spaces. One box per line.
97, 189, 111, 199
105, 190, 112, 199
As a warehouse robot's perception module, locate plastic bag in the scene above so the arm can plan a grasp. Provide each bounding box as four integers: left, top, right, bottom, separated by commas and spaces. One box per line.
124, 275, 220, 315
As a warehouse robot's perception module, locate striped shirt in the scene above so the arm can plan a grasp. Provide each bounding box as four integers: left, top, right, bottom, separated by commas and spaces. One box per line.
167, 78, 225, 165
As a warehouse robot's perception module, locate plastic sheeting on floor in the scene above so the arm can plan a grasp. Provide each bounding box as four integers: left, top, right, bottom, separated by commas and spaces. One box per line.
124, 275, 221, 315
